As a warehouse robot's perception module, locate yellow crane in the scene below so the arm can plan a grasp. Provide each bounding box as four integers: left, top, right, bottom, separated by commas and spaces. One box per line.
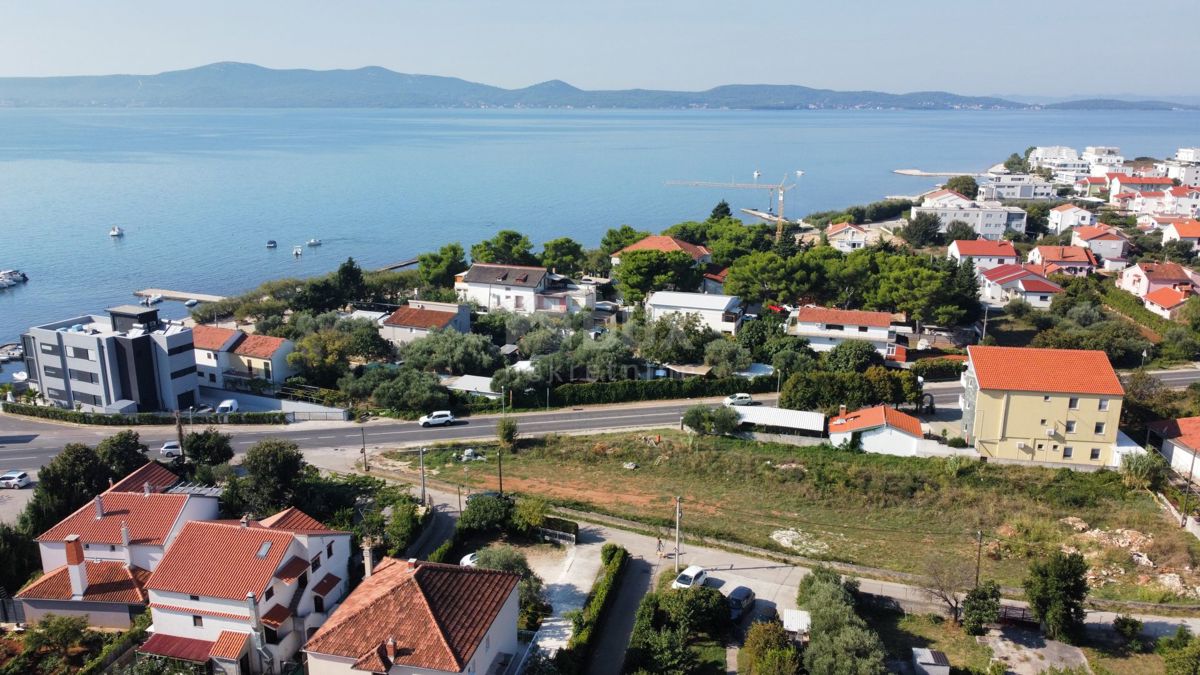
667, 171, 804, 242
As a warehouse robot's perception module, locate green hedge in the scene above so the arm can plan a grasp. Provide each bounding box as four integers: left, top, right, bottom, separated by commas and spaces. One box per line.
910, 358, 967, 381
622, 589, 663, 672
1, 402, 288, 426
78, 612, 151, 675
553, 375, 774, 407
427, 534, 456, 563
557, 544, 630, 673
543, 516, 579, 538
1102, 285, 1174, 335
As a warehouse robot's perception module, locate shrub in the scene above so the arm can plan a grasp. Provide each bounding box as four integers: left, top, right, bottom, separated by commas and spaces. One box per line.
797, 564, 858, 607
542, 516, 579, 538
910, 358, 968, 382
457, 495, 513, 534
427, 536, 455, 563
0, 402, 287, 426
497, 416, 519, 451
1121, 451, 1168, 491
962, 580, 1001, 636
947, 436, 969, 449
553, 375, 775, 407
683, 404, 742, 436
78, 612, 151, 675
659, 586, 730, 638
558, 545, 628, 672
1113, 614, 1144, 651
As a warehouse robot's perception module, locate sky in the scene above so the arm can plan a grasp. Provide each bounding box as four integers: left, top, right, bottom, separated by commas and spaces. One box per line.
1, 0, 1197, 99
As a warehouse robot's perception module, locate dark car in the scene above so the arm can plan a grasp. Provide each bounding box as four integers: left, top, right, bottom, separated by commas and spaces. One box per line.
728, 586, 756, 621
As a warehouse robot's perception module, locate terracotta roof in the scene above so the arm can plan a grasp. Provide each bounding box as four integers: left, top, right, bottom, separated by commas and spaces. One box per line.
145, 521, 297, 601
981, 263, 1032, 284
1018, 278, 1063, 293
305, 558, 520, 672
383, 306, 456, 330
148, 603, 248, 621
106, 462, 179, 494
261, 603, 292, 628
967, 346, 1124, 396
951, 240, 1017, 257
1024, 261, 1064, 277
1145, 286, 1190, 310
258, 506, 334, 533
460, 263, 547, 288
191, 325, 240, 352
826, 222, 867, 237
794, 306, 894, 328
1031, 246, 1097, 266
275, 556, 310, 582
1149, 417, 1200, 451
1169, 220, 1200, 238
139, 634, 215, 664
233, 334, 288, 359
829, 406, 923, 438
1073, 225, 1125, 242
209, 631, 249, 661
1074, 177, 1107, 185
614, 235, 709, 260
37, 492, 190, 545
924, 189, 970, 202
312, 573, 342, 597
1134, 261, 1191, 282
1114, 176, 1174, 186
703, 265, 729, 283
16, 562, 150, 604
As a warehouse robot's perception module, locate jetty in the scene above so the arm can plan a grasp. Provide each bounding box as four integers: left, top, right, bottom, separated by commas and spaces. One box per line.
134, 288, 227, 303
894, 168, 987, 177
377, 257, 419, 272
739, 208, 809, 227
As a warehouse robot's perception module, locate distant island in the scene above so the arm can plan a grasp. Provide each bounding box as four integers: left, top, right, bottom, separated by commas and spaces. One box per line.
0, 62, 1195, 111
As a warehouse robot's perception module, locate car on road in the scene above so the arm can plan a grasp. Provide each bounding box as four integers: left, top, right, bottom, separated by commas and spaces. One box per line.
727, 586, 756, 621
159, 441, 182, 458
460, 552, 479, 567
0, 470, 31, 489
194, 404, 214, 415
671, 565, 709, 590
724, 393, 753, 406
418, 410, 455, 427
216, 399, 239, 414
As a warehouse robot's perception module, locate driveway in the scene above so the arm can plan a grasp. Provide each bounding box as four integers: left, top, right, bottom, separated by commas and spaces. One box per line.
980, 626, 1088, 675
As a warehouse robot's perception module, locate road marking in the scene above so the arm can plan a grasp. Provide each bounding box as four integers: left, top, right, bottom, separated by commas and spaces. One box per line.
0, 456, 38, 461
316, 435, 339, 439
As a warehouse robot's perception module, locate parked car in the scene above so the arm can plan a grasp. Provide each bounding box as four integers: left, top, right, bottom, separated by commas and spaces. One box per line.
724, 393, 753, 406
194, 404, 214, 415
671, 565, 709, 590
460, 552, 479, 567
159, 441, 182, 458
728, 586, 756, 621
216, 399, 239, 414
418, 410, 455, 427
0, 470, 31, 489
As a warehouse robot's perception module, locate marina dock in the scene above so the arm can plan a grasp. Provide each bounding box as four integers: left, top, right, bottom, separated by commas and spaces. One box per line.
134, 288, 227, 303
893, 168, 987, 177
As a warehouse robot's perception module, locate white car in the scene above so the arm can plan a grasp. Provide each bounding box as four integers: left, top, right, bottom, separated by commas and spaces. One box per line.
0, 470, 31, 489
724, 393, 753, 406
672, 565, 709, 590
460, 552, 479, 567
419, 410, 455, 427
159, 441, 182, 458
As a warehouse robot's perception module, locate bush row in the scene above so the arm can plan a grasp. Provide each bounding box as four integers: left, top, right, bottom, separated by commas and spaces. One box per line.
553, 375, 775, 407
1, 402, 288, 426
622, 589, 663, 672
543, 516, 579, 538
77, 612, 151, 675
556, 544, 630, 673
909, 357, 968, 381
427, 533, 456, 563
1101, 285, 1174, 336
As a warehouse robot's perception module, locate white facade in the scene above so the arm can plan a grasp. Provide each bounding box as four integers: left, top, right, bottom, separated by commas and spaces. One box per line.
828, 426, 922, 456
1047, 205, 1095, 235
380, 301, 471, 347
645, 291, 744, 334
977, 173, 1055, 201
1164, 222, 1200, 251
455, 265, 596, 315
1082, 146, 1125, 170
946, 241, 1018, 272
826, 222, 869, 253
909, 191, 1027, 240
785, 307, 904, 359
1071, 230, 1128, 262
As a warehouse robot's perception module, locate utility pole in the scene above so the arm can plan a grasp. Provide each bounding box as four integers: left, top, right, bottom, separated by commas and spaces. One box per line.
497, 443, 504, 496
974, 530, 984, 587
1182, 450, 1198, 528
674, 496, 682, 573
419, 447, 427, 505
361, 427, 369, 472
457, 484, 462, 513
174, 411, 185, 461
546, 387, 550, 412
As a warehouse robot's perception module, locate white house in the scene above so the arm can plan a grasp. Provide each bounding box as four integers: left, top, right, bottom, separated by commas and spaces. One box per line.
1082, 146, 1125, 171
455, 264, 596, 315
140, 509, 352, 674
379, 301, 471, 347
1156, 148, 1200, 187
1144, 287, 1191, 320
702, 265, 729, 294
786, 306, 907, 361
826, 222, 869, 253
979, 264, 1062, 309
1130, 187, 1200, 217
305, 558, 520, 675
1163, 220, 1200, 251
190, 325, 296, 392
908, 190, 1027, 240
1151, 417, 1200, 480
828, 405, 926, 456
1116, 261, 1195, 299
1109, 175, 1174, 203
1138, 214, 1191, 232
1027, 246, 1097, 276
946, 239, 1018, 272
1029, 146, 1089, 181
645, 291, 745, 334
1070, 225, 1129, 262
1047, 204, 1096, 235
976, 172, 1055, 200
913, 648, 952, 675
610, 235, 711, 268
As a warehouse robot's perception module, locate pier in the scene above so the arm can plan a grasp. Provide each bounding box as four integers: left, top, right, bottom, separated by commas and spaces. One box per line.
894, 168, 988, 177
134, 288, 227, 303
376, 257, 419, 272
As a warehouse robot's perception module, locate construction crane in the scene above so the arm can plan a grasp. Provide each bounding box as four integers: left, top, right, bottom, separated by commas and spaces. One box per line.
667, 171, 804, 242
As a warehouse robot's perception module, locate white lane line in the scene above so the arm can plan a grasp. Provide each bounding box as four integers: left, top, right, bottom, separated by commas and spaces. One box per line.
1, 456, 38, 461
292, 437, 314, 440
316, 435, 339, 439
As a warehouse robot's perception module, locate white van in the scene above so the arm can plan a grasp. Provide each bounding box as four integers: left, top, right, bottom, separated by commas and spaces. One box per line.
216, 399, 239, 414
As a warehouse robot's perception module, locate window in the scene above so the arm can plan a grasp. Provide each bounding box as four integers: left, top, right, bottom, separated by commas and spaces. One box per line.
73, 392, 101, 406
43, 365, 64, 379
314, 596, 325, 613
45, 388, 68, 400
311, 553, 322, 571
40, 343, 61, 356
70, 347, 92, 360
1065, 421, 1076, 433
170, 365, 197, 379
825, 324, 845, 331
1098, 399, 1109, 411
166, 343, 192, 356
69, 369, 98, 384
1095, 422, 1106, 434
327, 542, 334, 557
1068, 397, 1079, 410
1039, 419, 1047, 426
264, 587, 274, 601
109, 544, 116, 552
1043, 395, 1051, 402
192, 616, 203, 627
1091, 448, 1101, 460
265, 626, 279, 645
189, 595, 199, 601
857, 326, 868, 333
1062, 447, 1073, 458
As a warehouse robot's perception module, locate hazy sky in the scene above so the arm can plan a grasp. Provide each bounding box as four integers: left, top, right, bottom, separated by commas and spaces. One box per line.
2, 0, 1197, 97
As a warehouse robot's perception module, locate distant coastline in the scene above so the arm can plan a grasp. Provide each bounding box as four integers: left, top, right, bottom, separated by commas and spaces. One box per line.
0, 62, 1195, 111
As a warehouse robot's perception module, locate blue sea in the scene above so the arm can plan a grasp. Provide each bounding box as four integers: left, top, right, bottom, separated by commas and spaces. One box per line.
0, 108, 1197, 366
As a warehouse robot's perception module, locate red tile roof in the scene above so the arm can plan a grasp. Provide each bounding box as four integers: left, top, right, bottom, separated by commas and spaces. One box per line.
16, 562, 150, 604
233, 334, 288, 359
383, 306, 456, 330
1074, 177, 1107, 185
1169, 220, 1200, 238
1114, 176, 1174, 186
37, 492, 190, 545
826, 222, 867, 237
191, 325, 240, 352
1032, 246, 1098, 266
1073, 225, 1125, 242
703, 265, 730, 283
794, 306, 894, 328
209, 631, 249, 660
139, 634, 216, 664
981, 263, 1031, 284
829, 406, 923, 438
275, 556, 310, 582
106, 461, 179, 494
145, 521, 297, 601
968, 346, 1124, 396
925, 189, 970, 201
951, 240, 1017, 257
1149, 417, 1200, 451
312, 573, 342, 597
148, 603, 248, 621
258, 506, 333, 533
1135, 261, 1191, 282
614, 235, 710, 260
1018, 278, 1063, 293
305, 558, 520, 672
261, 603, 292, 628
1145, 286, 1190, 310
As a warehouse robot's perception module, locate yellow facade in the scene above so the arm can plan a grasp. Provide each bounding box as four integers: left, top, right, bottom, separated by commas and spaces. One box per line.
970, 389, 1123, 466
228, 354, 275, 382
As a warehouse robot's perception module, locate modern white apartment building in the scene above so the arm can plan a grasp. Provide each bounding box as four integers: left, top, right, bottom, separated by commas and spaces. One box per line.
909, 190, 1027, 240
977, 172, 1055, 200
645, 291, 745, 334
1028, 146, 1090, 182
1157, 148, 1200, 187
1047, 204, 1096, 234
1082, 146, 1125, 170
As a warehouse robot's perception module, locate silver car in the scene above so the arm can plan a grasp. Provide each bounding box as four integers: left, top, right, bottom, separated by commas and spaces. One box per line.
0, 470, 31, 489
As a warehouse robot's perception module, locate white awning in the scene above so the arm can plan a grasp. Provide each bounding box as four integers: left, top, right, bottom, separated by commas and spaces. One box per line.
735, 405, 824, 432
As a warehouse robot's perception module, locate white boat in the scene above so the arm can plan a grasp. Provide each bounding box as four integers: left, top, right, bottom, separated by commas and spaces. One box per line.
185, 299, 199, 307
307, 238, 322, 247
11, 371, 28, 383
148, 294, 163, 305
109, 226, 124, 237
0, 270, 28, 288
293, 246, 303, 257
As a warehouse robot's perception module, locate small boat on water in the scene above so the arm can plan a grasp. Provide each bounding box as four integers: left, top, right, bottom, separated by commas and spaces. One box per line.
185, 298, 199, 307
293, 246, 303, 257
109, 226, 124, 237
266, 240, 277, 249
307, 239, 322, 247
0, 270, 28, 289
141, 293, 164, 306
11, 371, 28, 384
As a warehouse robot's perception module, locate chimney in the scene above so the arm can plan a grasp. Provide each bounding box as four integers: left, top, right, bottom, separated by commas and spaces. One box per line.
143, 481, 152, 496
65, 535, 88, 598
385, 636, 397, 660
247, 592, 264, 641
407, 558, 418, 570
362, 542, 374, 578
240, 514, 249, 529
120, 521, 132, 567
94, 495, 104, 520
838, 404, 847, 417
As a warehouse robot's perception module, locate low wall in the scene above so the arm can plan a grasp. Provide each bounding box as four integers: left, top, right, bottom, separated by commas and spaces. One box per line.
198, 386, 348, 421
1154, 492, 1200, 541
735, 431, 827, 447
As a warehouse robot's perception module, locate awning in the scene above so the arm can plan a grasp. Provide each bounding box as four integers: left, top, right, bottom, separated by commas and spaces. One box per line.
734, 406, 825, 432
311, 573, 342, 597
261, 603, 292, 628
138, 633, 216, 663
275, 555, 309, 581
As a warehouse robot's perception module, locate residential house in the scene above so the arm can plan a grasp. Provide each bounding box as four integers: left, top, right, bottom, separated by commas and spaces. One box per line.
1156, 148, 1200, 187
1137, 214, 1190, 232
609, 235, 710, 268
908, 190, 1027, 240
701, 265, 729, 294
190, 326, 295, 393
828, 405, 925, 456
1070, 225, 1129, 263
979, 264, 1062, 309
786, 306, 908, 361
305, 558, 521, 675
1108, 175, 1174, 203
1074, 176, 1108, 198
191, 326, 243, 389
380, 301, 471, 347
826, 222, 869, 253
960, 346, 1136, 468
946, 239, 1018, 272
645, 291, 745, 334
21, 306, 199, 413
976, 172, 1055, 201
1163, 220, 1200, 251
1047, 204, 1096, 234
1026, 246, 1097, 276
1129, 186, 1200, 217
1144, 287, 1191, 320
139, 509, 351, 673
1082, 146, 1125, 171
455, 264, 595, 315
1149, 417, 1200, 479
1116, 261, 1195, 299
913, 648, 952, 675
1028, 146, 1089, 182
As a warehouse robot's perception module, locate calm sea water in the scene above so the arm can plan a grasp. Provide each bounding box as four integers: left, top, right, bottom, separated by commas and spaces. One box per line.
0, 108, 1197, 362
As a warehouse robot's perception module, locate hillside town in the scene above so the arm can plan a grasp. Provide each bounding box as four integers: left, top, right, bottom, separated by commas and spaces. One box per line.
6, 143, 1200, 675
